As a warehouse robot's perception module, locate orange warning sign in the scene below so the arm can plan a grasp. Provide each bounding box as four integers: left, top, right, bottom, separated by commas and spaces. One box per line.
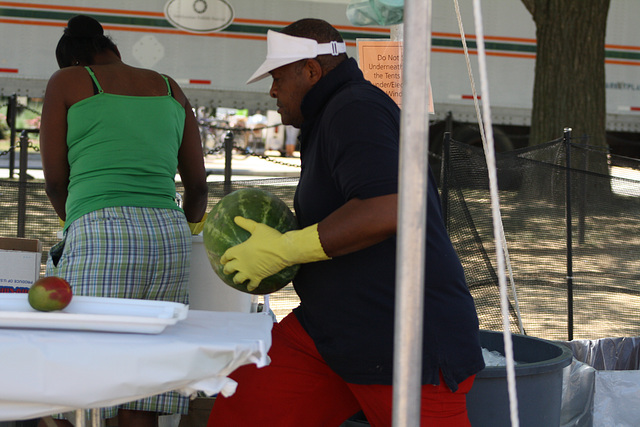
357, 39, 433, 113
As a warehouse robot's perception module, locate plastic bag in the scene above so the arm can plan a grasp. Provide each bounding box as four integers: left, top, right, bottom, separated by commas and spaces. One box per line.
346, 0, 404, 27
560, 359, 595, 427
560, 337, 640, 427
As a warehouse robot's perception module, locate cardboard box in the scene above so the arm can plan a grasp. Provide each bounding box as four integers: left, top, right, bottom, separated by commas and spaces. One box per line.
0, 237, 42, 293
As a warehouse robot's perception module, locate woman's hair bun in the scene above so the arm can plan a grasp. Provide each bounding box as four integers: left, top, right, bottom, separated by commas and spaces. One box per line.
64, 15, 104, 38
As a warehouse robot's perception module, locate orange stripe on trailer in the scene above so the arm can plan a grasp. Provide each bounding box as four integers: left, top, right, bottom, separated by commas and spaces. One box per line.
189, 79, 211, 85
433, 47, 469, 55
432, 31, 536, 44
606, 59, 640, 66
334, 24, 390, 34
232, 18, 294, 27
486, 50, 536, 59
232, 18, 389, 34
631, 107, 640, 112
0, 17, 64, 27
230, 18, 389, 37
606, 44, 640, 52
0, 68, 18, 73
433, 47, 536, 60
0, 1, 163, 17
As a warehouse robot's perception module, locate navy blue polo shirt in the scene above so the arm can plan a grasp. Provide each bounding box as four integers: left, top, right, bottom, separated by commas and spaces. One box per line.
293, 58, 484, 391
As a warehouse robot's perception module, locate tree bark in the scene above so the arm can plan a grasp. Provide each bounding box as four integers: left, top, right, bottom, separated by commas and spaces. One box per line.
520, 0, 612, 206
523, 0, 610, 150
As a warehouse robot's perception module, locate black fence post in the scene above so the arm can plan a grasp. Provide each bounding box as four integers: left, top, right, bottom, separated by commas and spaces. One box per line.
7, 94, 17, 179
564, 127, 574, 341
17, 130, 30, 237
223, 131, 234, 195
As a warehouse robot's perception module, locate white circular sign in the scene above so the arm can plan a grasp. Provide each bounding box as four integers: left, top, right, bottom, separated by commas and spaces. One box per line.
164, 0, 234, 33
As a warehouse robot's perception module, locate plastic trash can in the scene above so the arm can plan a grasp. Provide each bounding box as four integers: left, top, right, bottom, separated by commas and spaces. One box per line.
467, 330, 573, 427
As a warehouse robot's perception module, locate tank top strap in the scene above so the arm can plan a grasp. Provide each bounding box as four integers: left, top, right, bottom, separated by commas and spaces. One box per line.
161, 74, 172, 96
84, 66, 103, 94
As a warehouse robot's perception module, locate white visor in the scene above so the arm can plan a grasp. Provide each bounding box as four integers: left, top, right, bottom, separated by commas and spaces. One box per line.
246, 30, 347, 84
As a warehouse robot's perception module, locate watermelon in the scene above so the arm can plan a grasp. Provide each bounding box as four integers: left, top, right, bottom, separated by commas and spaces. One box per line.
203, 188, 300, 295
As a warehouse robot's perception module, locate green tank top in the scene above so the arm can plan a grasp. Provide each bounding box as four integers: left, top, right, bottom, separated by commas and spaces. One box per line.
64, 67, 186, 230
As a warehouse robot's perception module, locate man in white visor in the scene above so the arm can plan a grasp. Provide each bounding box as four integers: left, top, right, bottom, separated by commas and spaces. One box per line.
209, 18, 484, 427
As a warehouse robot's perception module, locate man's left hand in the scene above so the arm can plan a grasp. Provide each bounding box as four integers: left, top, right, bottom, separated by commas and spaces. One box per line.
221, 217, 329, 291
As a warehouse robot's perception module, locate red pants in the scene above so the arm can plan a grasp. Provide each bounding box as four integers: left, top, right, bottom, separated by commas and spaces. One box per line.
208, 313, 475, 427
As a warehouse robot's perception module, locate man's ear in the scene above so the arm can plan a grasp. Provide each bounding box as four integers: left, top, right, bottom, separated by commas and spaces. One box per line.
305, 59, 323, 84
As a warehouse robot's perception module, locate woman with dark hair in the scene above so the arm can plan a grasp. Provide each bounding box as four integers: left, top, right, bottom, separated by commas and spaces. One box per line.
39, 15, 208, 427
54, 14, 119, 68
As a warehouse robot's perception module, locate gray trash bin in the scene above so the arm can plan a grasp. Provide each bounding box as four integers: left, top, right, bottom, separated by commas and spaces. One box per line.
467, 330, 573, 427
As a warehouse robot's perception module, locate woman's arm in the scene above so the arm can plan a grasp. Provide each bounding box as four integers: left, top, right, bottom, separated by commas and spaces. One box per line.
40, 71, 71, 220
170, 76, 208, 223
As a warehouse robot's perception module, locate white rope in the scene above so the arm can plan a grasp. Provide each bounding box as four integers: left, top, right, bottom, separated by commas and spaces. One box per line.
469, 1, 520, 426
452, 0, 524, 335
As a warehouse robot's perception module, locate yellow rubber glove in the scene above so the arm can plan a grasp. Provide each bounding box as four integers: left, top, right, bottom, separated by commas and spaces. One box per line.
188, 212, 208, 235
58, 218, 65, 229
221, 216, 330, 291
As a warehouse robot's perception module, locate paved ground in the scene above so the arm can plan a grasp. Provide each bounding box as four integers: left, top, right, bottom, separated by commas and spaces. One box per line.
0, 150, 301, 181
202, 151, 300, 180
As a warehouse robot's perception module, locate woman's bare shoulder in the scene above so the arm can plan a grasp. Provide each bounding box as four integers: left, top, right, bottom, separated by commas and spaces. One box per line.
47, 66, 89, 84
44, 67, 93, 106
46, 67, 96, 96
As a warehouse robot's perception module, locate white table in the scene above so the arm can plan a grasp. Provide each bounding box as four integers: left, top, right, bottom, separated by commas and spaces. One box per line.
0, 309, 272, 424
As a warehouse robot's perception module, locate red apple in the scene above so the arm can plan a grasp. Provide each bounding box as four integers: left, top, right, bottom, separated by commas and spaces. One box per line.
28, 276, 73, 312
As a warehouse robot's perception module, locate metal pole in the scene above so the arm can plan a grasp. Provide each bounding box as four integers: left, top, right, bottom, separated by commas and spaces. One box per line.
17, 130, 29, 237
8, 94, 17, 179
393, 0, 432, 425
564, 127, 574, 341
223, 131, 234, 195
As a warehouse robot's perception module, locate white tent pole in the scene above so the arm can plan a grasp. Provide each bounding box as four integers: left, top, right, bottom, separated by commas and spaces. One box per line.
392, 0, 432, 425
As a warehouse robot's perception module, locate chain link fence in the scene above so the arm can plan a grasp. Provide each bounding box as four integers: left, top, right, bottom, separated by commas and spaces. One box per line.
441, 132, 640, 341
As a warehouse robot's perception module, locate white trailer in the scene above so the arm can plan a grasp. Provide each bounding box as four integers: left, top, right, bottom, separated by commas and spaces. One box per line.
1, 0, 639, 152
0, 0, 386, 110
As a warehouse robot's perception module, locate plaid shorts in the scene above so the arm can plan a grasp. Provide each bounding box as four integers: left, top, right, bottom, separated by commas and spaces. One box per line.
46, 206, 192, 418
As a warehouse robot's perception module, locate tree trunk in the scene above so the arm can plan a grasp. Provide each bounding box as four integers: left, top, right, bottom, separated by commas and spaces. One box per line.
522, 0, 610, 149
521, 0, 611, 202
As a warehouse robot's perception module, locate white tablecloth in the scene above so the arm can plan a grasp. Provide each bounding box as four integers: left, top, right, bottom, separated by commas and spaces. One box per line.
0, 309, 272, 421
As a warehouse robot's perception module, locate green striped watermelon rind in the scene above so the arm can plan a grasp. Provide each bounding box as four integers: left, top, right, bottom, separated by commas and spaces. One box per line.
202, 188, 301, 295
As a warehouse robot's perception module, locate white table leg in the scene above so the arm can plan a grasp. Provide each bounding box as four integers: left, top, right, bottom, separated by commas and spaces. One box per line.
74, 409, 85, 427
90, 408, 101, 427
73, 409, 101, 427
